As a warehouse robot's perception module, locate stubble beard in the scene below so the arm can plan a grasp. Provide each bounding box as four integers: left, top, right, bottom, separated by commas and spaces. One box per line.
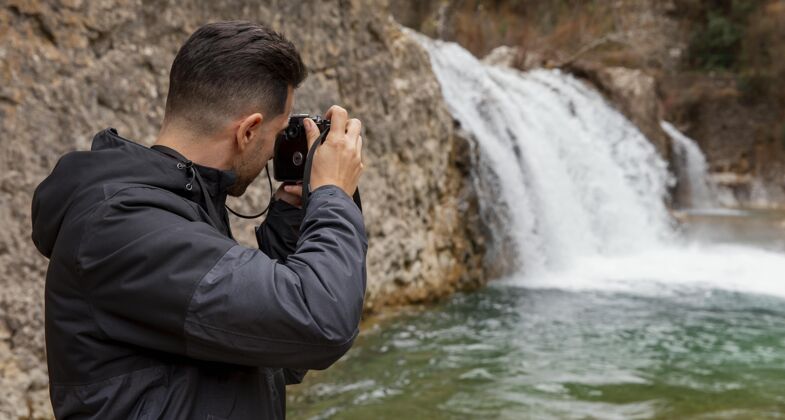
226, 161, 266, 197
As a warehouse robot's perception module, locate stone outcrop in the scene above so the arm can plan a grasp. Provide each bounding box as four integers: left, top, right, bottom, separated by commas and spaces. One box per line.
0, 0, 487, 417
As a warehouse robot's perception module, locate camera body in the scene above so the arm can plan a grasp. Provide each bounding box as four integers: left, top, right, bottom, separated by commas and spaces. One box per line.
273, 114, 330, 182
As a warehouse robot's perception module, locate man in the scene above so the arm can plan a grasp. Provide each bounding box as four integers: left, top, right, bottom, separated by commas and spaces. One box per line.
30, 21, 366, 419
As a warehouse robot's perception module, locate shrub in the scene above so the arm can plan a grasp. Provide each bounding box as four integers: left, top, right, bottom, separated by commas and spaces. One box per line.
689, 11, 743, 69
687, 0, 758, 70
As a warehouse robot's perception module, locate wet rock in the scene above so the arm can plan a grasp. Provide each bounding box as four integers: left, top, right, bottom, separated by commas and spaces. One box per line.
481, 45, 522, 68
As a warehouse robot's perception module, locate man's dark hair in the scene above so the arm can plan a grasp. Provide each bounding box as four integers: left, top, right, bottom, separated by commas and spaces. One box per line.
164, 21, 307, 133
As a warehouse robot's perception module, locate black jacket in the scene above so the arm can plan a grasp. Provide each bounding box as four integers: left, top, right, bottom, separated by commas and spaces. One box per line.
31, 129, 367, 419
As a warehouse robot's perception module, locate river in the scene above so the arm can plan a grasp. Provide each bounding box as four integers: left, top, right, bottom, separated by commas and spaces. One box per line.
288, 211, 785, 419
288, 33, 785, 419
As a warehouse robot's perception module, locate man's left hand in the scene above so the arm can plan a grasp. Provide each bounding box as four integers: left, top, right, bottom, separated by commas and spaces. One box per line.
274, 183, 303, 208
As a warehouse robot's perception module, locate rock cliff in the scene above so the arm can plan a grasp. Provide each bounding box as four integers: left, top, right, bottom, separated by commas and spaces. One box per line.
0, 0, 487, 417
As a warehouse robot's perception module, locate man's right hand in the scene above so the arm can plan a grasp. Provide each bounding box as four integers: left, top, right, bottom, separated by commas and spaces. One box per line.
304, 105, 364, 198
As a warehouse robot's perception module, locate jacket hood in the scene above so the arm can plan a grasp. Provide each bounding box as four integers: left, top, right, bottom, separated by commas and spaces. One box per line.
31, 128, 237, 257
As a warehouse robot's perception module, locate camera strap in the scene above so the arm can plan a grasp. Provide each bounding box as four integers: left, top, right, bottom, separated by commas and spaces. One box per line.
302, 130, 363, 212
224, 163, 273, 219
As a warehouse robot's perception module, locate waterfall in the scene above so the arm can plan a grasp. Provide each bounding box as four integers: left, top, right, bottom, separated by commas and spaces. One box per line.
407, 30, 785, 301
661, 121, 717, 209
412, 32, 674, 275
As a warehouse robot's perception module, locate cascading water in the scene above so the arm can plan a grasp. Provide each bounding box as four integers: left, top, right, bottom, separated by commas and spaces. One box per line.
412, 33, 785, 298
661, 120, 717, 209
410, 32, 673, 275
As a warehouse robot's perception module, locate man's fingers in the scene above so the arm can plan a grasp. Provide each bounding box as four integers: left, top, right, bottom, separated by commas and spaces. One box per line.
283, 184, 303, 197
346, 118, 362, 142
309, 106, 365, 197
304, 118, 320, 149
325, 105, 348, 142
355, 135, 363, 161
274, 184, 303, 208
278, 192, 302, 208
324, 105, 339, 120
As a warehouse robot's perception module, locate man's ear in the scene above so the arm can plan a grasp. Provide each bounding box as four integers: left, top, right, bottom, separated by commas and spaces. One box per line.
234, 113, 264, 152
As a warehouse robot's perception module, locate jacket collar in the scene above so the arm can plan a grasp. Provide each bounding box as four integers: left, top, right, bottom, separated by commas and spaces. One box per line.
92, 128, 237, 198
149, 144, 238, 197
93, 128, 236, 237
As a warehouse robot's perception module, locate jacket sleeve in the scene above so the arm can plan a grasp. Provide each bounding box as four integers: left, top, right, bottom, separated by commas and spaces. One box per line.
78, 184, 367, 370
256, 198, 304, 262
255, 198, 308, 384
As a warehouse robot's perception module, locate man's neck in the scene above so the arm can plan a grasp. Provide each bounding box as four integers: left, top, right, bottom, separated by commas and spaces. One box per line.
154, 124, 234, 171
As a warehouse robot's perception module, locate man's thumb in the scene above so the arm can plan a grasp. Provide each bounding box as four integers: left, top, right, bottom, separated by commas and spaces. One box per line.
304, 118, 320, 149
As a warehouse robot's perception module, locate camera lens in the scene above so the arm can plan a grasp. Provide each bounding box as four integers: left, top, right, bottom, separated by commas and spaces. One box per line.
286, 125, 299, 138
292, 151, 303, 166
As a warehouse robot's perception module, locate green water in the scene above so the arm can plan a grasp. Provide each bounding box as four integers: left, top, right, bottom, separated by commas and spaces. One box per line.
288, 212, 785, 419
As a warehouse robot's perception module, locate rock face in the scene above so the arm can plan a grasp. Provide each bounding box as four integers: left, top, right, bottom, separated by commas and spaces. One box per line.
0, 0, 487, 417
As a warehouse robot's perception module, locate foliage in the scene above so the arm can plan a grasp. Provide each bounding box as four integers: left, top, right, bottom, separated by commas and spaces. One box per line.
686, 0, 758, 70
689, 11, 743, 69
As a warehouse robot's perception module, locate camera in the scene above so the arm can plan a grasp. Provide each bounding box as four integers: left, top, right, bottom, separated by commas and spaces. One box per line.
273, 114, 330, 182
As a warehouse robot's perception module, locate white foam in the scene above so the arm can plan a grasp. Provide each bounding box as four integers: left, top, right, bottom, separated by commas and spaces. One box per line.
500, 244, 785, 300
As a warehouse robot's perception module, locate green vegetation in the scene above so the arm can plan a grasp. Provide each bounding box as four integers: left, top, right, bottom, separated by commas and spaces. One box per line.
687, 0, 758, 70
689, 12, 743, 70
